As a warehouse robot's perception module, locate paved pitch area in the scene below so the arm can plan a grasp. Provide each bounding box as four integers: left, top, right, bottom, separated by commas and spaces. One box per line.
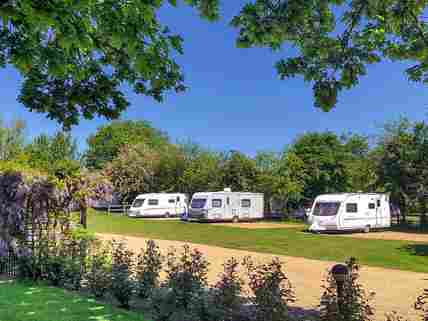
98, 233, 427, 321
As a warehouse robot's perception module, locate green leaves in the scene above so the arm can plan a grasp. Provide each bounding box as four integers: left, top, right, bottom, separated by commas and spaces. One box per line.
232, 0, 428, 111
2, 0, 220, 127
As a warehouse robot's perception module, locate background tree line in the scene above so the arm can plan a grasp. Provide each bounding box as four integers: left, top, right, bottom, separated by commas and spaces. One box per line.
0, 117, 427, 225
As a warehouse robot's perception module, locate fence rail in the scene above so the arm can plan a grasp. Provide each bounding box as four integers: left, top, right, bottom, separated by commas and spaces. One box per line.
107, 204, 131, 215
0, 250, 17, 278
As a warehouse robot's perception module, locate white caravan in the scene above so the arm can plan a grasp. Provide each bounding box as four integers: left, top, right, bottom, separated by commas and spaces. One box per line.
187, 189, 264, 222
128, 193, 188, 218
308, 193, 391, 233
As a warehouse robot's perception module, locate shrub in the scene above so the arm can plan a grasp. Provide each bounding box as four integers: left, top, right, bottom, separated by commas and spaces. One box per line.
165, 245, 209, 309
135, 240, 163, 299
210, 257, 245, 321
320, 257, 375, 321
110, 240, 134, 309
415, 288, 428, 321
150, 245, 209, 321
243, 256, 295, 321
41, 228, 94, 290
86, 241, 112, 298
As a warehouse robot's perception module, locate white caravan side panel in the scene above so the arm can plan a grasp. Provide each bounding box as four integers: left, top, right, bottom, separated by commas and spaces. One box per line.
129, 193, 187, 218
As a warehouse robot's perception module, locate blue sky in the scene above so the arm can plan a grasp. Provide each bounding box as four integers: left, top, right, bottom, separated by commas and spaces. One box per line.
1, 1, 428, 155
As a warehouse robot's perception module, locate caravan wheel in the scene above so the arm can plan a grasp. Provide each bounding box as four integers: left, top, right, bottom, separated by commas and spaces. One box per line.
165, 212, 170, 218
363, 225, 371, 233
232, 216, 239, 223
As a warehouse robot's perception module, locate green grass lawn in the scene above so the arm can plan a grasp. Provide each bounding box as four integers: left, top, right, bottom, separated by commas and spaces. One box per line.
88, 210, 428, 273
0, 281, 147, 321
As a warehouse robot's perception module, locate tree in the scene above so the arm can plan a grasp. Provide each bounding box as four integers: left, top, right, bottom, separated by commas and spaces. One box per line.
254, 151, 281, 212
0, 119, 26, 161
179, 144, 223, 196
2, 0, 219, 128
221, 151, 258, 192
85, 120, 169, 169
376, 118, 428, 224
106, 142, 184, 203
232, 1, 428, 111
272, 151, 307, 213
290, 132, 349, 200
61, 170, 114, 228
25, 131, 79, 174
341, 134, 377, 192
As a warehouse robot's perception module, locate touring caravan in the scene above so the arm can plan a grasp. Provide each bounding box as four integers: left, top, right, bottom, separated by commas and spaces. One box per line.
128, 193, 188, 218
187, 189, 264, 222
308, 193, 391, 233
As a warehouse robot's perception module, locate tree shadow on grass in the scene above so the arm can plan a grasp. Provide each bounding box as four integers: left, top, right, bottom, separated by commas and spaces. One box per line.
401, 243, 428, 256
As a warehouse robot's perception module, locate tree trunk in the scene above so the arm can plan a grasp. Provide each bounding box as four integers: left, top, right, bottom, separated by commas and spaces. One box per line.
80, 206, 87, 229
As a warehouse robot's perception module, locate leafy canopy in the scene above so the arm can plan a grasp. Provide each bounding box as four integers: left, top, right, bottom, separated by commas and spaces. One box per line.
232, 0, 428, 111
85, 120, 169, 169
1, 0, 219, 128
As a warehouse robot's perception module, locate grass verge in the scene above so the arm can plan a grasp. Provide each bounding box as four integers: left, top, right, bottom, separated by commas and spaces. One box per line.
88, 210, 428, 273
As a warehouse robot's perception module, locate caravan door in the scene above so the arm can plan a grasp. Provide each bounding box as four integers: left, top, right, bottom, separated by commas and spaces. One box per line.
210, 197, 224, 220
240, 198, 251, 220
367, 198, 378, 227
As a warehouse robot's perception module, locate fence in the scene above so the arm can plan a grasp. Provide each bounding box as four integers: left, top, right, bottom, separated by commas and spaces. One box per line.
0, 250, 17, 278
107, 204, 131, 215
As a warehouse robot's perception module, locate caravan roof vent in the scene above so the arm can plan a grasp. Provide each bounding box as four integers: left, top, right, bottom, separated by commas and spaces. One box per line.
223, 188, 232, 192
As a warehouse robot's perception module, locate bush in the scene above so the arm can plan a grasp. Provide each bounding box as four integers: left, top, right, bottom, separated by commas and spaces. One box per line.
243, 256, 295, 321
86, 241, 112, 298
210, 257, 245, 321
135, 240, 163, 299
415, 288, 428, 321
320, 257, 375, 321
42, 229, 94, 290
110, 240, 134, 309
165, 245, 209, 309
150, 245, 209, 321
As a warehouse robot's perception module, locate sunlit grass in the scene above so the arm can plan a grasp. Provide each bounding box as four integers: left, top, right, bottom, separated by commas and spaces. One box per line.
0, 282, 146, 321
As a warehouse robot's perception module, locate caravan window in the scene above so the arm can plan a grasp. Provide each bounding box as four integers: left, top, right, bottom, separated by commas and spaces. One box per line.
241, 199, 251, 208
132, 199, 145, 208
191, 198, 206, 209
148, 199, 159, 206
377, 200, 381, 207
313, 202, 340, 216
168, 199, 176, 204
212, 199, 222, 208
368, 203, 375, 209
177, 196, 180, 202
346, 203, 358, 213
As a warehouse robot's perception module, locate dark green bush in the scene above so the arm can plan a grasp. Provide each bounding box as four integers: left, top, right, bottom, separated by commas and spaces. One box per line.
150, 245, 209, 321
320, 257, 375, 321
86, 241, 112, 298
210, 257, 245, 321
110, 240, 134, 309
165, 245, 209, 309
135, 240, 163, 299
243, 256, 295, 321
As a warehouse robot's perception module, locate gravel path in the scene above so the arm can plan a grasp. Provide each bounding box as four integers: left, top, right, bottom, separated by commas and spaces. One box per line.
98, 233, 427, 321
